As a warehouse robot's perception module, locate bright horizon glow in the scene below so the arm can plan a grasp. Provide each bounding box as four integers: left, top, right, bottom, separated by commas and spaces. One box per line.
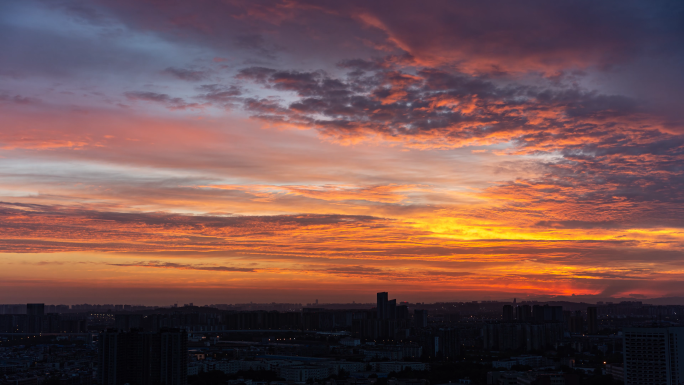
1, 0, 684, 305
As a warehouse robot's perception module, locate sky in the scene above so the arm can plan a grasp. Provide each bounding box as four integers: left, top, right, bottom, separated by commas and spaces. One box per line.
1, 0, 684, 305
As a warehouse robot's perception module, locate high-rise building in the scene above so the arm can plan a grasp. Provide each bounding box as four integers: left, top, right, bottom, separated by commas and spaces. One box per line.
414, 309, 428, 328
99, 328, 188, 385
483, 322, 561, 352
26, 303, 45, 333
388, 299, 396, 320
587, 307, 598, 334
567, 310, 583, 333
159, 330, 187, 384
115, 314, 143, 331
396, 305, 409, 320
26, 303, 44, 317
532, 305, 563, 323
423, 328, 460, 359
498, 323, 524, 351
377, 292, 389, 320
438, 328, 460, 359
503, 305, 514, 322
563, 310, 572, 331
0, 304, 26, 315
516, 305, 532, 322
623, 327, 684, 385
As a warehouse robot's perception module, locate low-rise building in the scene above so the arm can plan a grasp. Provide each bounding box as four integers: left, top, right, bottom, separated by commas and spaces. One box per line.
239, 360, 270, 371
492, 355, 543, 369
204, 360, 240, 374
487, 371, 525, 385
491, 359, 517, 370
187, 363, 201, 376
373, 362, 426, 373
360, 347, 403, 361
340, 338, 361, 347
605, 363, 624, 382
279, 365, 330, 382
325, 361, 366, 375
516, 372, 578, 385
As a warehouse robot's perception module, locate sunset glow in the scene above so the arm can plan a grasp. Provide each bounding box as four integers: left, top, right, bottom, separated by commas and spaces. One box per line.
2, 0, 684, 304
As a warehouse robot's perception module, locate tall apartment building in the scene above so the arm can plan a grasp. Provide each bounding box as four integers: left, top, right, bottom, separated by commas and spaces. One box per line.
114, 313, 143, 331
422, 327, 460, 359
377, 292, 389, 320
388, 299, 396, 320
532, 304, 563, 323
502, 305, 514, 322
26, 303, 44, 333
516, 305, 532, 322
414, 309, 428, 328
99, 328, 188, 385
587, 307, 598, 334
26, 303, 44, 316
396, 305, 409, 320
483, 322, 563, 352
623, 327, 684, 385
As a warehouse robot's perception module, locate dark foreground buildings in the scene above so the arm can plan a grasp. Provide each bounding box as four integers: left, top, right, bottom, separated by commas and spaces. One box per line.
99, 328, 188, 385
623, 327, 684, 385
9, 296, 684, 384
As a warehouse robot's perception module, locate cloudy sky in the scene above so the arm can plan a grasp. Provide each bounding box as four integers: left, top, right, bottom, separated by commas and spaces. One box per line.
1, 0, 684, 305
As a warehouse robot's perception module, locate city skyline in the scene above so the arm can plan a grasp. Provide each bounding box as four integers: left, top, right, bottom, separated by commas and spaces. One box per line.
2, 290, 671, 383
2, 1, 684, 304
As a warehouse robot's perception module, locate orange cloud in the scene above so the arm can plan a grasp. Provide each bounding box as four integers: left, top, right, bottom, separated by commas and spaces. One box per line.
202, 184, 425, 204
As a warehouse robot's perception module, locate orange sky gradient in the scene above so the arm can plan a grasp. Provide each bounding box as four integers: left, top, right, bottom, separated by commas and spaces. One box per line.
1, 0, 684, 304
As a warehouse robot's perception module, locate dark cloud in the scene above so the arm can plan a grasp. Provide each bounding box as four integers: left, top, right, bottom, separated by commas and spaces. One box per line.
320, 265, 383, 276
162, 67, 210, 82
534, 220, 622, 230
0, 200, 661, 266
236, 67, 277, 84
30, 261, 66, 266
0, 201, 382, 228
13, 0, 683, 123
0, 201, 394, 253
573, 270, 654, 280
124, 91, 202, 110
2, 0, 684, 300
235, 34, 277, 60
423, 271, 474, 277
109, 261, 255, 272
235, 63, 654, 150
0, 94, 39, 105
54, 0, 684, 71
231, 60, 684, 226
196, 84, 242, 108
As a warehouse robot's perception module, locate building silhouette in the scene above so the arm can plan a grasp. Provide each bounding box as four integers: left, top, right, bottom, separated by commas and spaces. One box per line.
396, 305, 409, 320
414, 309, 428, 328
566, 310, 583, 333
377, 292, 389, 320
388, 299, 396, 320
624, 327, 684, 385
115, 313, 143, 331
26, 303, 44, 316
26, 303, 44, 333
532, 305, 562, 323
587, 306, 598, 334
99, 328, 188, 385
502, 305, 514, 322
516, 304, 532, 322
